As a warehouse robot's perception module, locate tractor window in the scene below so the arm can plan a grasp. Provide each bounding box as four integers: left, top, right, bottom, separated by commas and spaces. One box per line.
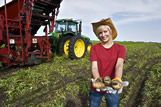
68, 22, 77, 32
55, 22, 66, 33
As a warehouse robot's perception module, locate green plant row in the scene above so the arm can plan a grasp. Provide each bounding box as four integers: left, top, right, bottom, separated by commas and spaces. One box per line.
0, 41, 161, 106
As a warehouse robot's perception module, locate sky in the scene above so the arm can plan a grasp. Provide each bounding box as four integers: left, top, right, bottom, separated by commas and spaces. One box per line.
1, 0, 161, 42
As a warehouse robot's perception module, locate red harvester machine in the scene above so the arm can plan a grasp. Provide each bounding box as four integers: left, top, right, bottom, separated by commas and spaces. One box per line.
0, 0, 62, 67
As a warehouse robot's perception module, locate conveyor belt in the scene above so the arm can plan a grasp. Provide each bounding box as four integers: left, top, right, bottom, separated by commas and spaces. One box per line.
30, 0, 62, 35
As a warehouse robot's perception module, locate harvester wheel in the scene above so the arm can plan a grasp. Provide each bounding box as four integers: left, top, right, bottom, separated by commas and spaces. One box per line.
59, 35, 72, 55
69, 36, 86, 59
31, 50, 42, 64
86, 42, 92, 53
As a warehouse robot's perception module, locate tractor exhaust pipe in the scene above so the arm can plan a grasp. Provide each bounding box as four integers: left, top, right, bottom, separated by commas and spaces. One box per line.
79, 20, 82, 36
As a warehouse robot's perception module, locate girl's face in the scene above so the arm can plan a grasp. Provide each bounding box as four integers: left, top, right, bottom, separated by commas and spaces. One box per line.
96, 25, 112, 43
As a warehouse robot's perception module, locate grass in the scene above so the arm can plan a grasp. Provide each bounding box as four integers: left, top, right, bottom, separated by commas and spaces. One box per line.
0, 41, 161, 106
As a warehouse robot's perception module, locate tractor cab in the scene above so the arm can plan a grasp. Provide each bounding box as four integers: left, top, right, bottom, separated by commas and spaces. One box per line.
54, 19, 81, 35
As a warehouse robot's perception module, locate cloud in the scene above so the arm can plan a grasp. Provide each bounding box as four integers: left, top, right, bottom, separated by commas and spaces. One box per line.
58, 0, 161, 26
0, 0, 12, 6
57, 0, 161, 42
1, 0, 160, 25
1, 0, 160, 42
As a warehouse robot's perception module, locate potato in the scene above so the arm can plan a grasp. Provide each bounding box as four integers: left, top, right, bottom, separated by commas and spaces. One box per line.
96, 77, 103, 82
103, 76, 111, 86
93, 82, 105, 89
111, 80, 122, 90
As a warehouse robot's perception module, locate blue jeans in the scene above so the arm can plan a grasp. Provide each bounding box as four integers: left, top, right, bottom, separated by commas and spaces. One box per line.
89, 90, 119, 107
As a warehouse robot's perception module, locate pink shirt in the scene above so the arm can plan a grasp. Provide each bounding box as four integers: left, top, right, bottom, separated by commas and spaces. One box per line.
90, 43, 126, 92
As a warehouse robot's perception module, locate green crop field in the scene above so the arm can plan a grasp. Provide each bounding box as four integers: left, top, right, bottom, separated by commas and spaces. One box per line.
0, 41, 161, 107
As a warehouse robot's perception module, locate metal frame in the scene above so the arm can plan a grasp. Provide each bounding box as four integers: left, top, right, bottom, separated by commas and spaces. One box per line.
0, 0, 62, 66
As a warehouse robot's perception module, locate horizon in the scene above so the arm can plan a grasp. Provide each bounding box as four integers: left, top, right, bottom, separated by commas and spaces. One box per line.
57, 0, 161, 43
0, 0, 161, 43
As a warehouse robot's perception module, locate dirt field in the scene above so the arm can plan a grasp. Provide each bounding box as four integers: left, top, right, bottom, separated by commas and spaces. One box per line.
0, 41, 161, 107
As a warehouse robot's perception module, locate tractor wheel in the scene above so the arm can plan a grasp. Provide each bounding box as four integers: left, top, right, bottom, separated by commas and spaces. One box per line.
69, 36, 86, 59
86, 42, 92, 53
59, 35, 72, 55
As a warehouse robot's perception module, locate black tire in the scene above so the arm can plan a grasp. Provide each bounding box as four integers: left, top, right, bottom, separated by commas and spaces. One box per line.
86, 42, 92, 53
69, 36, 86, 59
59, 35, 72, 55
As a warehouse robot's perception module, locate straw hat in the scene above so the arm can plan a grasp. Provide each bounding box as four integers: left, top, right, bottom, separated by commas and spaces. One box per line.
92, 18, 117, 40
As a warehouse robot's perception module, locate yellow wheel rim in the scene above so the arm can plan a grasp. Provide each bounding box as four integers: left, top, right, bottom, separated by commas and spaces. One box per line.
87, 44, 92, 53
64, 40, 70, 55
74, 39, 85, 58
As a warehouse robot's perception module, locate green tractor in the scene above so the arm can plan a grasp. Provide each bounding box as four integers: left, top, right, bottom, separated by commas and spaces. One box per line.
49, 19, 92, 59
